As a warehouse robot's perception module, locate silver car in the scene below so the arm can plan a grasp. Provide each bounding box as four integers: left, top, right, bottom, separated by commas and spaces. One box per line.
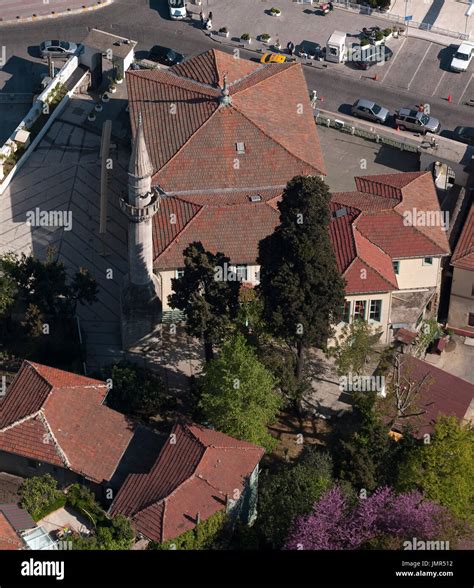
40, 40, 79, 59
351, 99, 389, 124
394, 108, 440, 134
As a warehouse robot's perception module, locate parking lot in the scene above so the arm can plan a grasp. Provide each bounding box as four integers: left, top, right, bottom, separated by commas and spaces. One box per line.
340, 36, 474, 106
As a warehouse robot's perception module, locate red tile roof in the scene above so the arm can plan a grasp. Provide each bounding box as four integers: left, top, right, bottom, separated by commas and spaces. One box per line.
451, 205, 474, 271
153, 172, 449, 296
153, 196, 280, 269
126, 49, 325, 193
0, 361, 135, 483
0, 513, 23, 550
110, 423, 264, 543
394, 356, 474, 438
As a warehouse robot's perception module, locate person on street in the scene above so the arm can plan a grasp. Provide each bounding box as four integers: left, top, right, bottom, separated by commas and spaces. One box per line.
200, 10, 204, 26
287, 41, 295, 56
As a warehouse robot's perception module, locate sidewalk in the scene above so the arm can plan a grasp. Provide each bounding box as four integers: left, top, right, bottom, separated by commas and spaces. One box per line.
389, 0, 474, 38
0, 0, 113, 25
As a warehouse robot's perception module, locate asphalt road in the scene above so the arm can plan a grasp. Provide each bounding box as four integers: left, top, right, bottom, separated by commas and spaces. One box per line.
0, 0, 472, 136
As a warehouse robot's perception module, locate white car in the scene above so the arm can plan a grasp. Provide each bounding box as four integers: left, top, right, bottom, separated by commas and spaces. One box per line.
168, 0, 187, 19
450, 42, 474, 72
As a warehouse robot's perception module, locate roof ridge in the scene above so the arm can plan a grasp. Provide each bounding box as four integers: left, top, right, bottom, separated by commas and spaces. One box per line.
129, 68, 220, 98
37, 410, 71, 469
154, 201, 205, 263
152, 104, 224, 183
353, 228, 398, 289
0, 411, 40, 434
392, 206, 451, 254
232, 104, 322, 173
232, 62, 297, 95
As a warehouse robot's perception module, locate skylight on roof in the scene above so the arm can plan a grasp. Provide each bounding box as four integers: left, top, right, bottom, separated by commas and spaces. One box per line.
249, 194, 262, 203
333, 208, 348, 219
236, 142, 245, 154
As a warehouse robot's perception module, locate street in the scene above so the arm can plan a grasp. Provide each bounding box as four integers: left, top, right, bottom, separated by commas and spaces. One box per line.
0, 0, 473, 138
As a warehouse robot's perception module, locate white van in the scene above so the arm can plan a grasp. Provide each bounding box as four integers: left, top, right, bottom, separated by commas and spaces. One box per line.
450, 42, 474, 72
168, 0, 187, 20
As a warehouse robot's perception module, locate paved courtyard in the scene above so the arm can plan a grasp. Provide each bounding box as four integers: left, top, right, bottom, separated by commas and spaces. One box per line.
317, 124, 420, 192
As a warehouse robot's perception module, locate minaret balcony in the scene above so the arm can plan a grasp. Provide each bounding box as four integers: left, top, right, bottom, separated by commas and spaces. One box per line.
120, 192, 160, 223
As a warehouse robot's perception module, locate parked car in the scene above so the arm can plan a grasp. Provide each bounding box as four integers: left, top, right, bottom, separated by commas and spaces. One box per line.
452, 126, 474, 145
40, 40, 79, 59
352, 44, 393, 70
394, 108, 440, 134
260, 53, 289, 64
148, 46, 184, 66
168, 0, 187, 20
450, 42, 474, 72
351, 99, 389, 124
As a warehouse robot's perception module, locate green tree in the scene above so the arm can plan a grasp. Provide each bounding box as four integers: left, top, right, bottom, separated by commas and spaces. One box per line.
257, 176, 345, 391
328, 320, 383, 376
331, 391, 415, 491
255, 448, 334, 548
0, 255, 17, 317
0, 251, 98, 319
103, 361, 173, 418
397, 416, 474, 521
199, 333, 281, 450
169, 242, 241, 362
19, 474, 64, 520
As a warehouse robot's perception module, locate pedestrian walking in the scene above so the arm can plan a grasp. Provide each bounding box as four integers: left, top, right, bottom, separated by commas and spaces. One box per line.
208, 11, 213, 21
418, 103, 424, 113
287, 41, 295, 56
200, 10, 204, 26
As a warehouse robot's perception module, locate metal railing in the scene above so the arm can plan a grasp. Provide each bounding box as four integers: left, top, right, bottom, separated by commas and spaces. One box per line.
314, 109, 431, 153
331, 0, 470, 40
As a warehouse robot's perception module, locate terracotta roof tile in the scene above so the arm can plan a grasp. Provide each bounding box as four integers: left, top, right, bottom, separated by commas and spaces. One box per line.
394, 356, 474, 437
110, 423, 263, 543
127, 49, 326, 194
0, 513, 22, 551
451, 205, 474, 270
153, 197, 279, 269
355, 210, 447, 258
0, 361, 135, 483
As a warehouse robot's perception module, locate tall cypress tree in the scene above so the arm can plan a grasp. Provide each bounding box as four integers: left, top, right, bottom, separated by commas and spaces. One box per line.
169, 241, 240, 362
257, 175, 345, 386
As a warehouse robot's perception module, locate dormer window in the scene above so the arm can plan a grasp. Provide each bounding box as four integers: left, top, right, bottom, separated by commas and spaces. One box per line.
249, 194, 262, 203
236, 142, 245, 154
332, 208, 347, 219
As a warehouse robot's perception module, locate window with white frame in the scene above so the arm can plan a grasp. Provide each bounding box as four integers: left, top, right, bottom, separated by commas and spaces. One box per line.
392, 260, 400, 275
423, 257, 433, 266
369, 299, 382, 322
175, 268, 185, 279
340, 300, 351, 323
353, 300, 367, 321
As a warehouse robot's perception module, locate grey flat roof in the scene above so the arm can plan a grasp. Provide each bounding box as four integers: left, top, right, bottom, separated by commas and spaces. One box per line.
82, 28, 137, 59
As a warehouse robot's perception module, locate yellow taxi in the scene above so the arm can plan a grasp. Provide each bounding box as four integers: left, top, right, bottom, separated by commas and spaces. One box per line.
260, 53, 287, 64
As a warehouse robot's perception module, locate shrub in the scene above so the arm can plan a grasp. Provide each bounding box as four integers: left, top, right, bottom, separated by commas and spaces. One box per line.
19, 474, 65, 521
270, 7, 281, 14
241, 33, 251, 41
360, 38, 370, 47
151, 511, 227, 550
66, 484, 105, 526
219, 26, 228, 33
261, 34, 271, 42
383, 28, 392, 36
375, 31, 385, 42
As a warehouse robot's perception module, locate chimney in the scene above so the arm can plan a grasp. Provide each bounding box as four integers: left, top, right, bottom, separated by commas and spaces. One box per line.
219, 73, 232, 106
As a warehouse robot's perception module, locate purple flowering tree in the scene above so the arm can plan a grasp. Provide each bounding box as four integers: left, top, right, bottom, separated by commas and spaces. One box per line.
284, 486, 451, 550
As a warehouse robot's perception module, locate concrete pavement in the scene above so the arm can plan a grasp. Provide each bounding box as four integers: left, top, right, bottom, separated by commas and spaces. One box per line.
0, 0, 113, 25
389, 0, 474, 37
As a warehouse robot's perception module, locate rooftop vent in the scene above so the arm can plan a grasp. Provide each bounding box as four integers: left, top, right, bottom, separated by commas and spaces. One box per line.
236, 142, 245, 154
333, 207, 348, 219
249, 194, 262, 203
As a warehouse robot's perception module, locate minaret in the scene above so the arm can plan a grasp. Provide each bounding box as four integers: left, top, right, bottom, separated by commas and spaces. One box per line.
120, 113, 162, 349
